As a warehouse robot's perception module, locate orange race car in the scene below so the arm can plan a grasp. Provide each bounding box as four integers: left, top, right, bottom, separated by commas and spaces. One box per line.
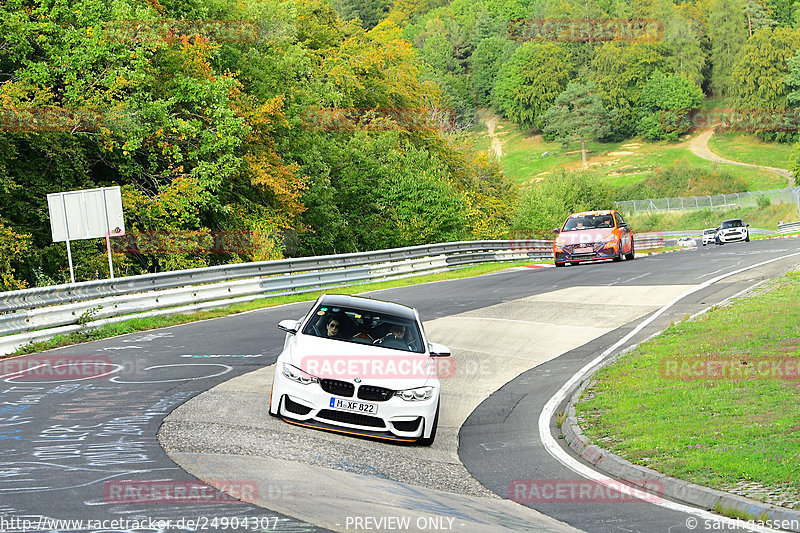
553, 210, 635, 267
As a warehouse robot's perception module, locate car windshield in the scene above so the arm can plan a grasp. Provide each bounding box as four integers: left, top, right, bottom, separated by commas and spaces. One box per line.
303, 305, 424, 353
562, 214, 614, 231
721, 220, 744, 228
704, 229, 715, 235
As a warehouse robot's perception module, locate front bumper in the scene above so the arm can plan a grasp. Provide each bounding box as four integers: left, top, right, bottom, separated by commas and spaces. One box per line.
554, 243, 619, 264
271, 373, 438, 442
717, 231, 748, 243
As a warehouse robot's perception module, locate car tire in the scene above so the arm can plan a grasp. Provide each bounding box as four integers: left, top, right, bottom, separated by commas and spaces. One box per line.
745, 235, 750, 242
625, 242, 635, 260
555, 262, 564, 267
417, 402, 439, 446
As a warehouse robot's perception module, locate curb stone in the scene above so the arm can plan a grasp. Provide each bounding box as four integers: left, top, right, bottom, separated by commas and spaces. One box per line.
561, 374, 800, 531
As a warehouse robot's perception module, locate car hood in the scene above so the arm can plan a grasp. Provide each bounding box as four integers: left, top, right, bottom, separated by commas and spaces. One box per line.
556, 229, 614, 244
285, 334, 437, 388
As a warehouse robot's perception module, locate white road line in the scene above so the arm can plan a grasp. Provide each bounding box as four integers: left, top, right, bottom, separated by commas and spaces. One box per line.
109, 363, 233, 384
538, 251, 800, 533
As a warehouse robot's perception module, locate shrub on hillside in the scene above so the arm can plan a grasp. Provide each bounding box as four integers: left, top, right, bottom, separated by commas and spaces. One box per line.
513, 169, 614, 231
615, 160, 749, 200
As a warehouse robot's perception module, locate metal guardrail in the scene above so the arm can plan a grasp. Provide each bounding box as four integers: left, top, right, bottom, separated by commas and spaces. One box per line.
0, 236, 662, 355
777, 221, 800, 234
0, 241, 537, 314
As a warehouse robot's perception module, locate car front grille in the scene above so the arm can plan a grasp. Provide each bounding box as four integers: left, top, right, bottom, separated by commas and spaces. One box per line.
320, 379, 355, 397
391, 418, 422, 432
564, 242, 603, 254
357, 385, 394, 402
284, 396, 312, 415
317, 409, 385, 428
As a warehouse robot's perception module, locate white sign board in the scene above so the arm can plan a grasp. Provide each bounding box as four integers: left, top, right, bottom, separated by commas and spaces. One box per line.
47, 187, 125, 242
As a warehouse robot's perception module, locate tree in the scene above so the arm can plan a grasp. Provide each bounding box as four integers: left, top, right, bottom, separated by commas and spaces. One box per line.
590, 42, 670, 137
744, 0, 776, 35
542, 82, 611, 167
709, 0, 748, 97
731, 27, 800, 141
493, 42, 574, 130
731, 27, 800, 108
637, 72, 704, 141
339, 0, 393, 30
470, 36, 516, 106
0, 220, 31, 291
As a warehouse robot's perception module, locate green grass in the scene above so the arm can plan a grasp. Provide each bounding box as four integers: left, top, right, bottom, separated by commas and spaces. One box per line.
474, 110, 790, 191
707, 132, 794, 172
3, 260, 542, 357
576, 270, 800, 500
626, 203, 800, 233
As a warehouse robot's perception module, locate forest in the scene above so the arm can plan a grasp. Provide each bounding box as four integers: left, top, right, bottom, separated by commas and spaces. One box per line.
1, 0, 799, 289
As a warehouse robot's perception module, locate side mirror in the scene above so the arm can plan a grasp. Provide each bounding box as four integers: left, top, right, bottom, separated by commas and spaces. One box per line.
429, 342, 451, 357
278, 319, 298, 334
552, 228, 560, 234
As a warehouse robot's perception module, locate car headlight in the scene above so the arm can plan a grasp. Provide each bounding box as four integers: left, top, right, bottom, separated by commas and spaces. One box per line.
394, 386, 434, 402
282, 363, 318, 385
601, 234, 618, 248
554, 239, 566, 252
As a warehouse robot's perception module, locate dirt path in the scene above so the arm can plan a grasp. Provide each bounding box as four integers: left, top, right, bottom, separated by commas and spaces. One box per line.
689, 129, 795, 187
486, 115, 503, 158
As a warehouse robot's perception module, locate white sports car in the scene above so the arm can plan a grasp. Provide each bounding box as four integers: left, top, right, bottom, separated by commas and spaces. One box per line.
269, 294, 450, 445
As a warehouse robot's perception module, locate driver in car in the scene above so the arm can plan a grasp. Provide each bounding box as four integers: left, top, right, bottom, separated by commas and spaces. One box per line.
374, 324, 410, 349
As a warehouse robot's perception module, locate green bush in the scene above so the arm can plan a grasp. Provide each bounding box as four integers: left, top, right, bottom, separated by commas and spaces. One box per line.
513, 169, 614, 231
614, 160, 748, 200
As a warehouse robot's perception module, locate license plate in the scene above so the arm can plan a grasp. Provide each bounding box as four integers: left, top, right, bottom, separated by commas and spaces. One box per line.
573, 246, 592, 253
330, 397, 378, 414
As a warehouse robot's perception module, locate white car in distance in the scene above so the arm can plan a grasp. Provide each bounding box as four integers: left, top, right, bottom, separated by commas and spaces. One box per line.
702, 228, 716, 246
269, 294, 450, 445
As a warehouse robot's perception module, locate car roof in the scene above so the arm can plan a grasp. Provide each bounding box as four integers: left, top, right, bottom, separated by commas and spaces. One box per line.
721, 219, 743, 223
568, 210, 617, 217
317, 294, 418, 319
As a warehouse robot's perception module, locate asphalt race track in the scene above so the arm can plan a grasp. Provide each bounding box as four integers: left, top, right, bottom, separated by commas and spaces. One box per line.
2, 238, 799, 533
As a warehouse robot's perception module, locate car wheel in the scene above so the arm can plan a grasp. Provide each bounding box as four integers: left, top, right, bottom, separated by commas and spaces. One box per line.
745, 235, 750, 242
417, 402, 439, 446
625, 242, 635, 260
555, 261, 564, 267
